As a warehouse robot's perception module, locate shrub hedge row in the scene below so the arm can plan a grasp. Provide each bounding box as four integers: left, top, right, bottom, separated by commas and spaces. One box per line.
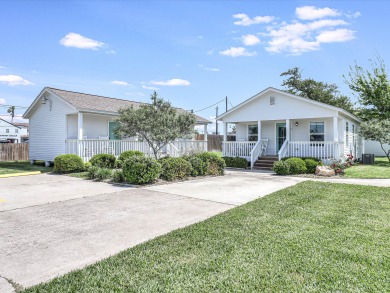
222, 156, 248, 169
273, 157, 323, 175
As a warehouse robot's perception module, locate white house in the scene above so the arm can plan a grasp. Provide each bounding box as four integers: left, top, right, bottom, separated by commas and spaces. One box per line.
218, 87, 363, 168
0, 118, 29, 143
23, 87, 211, 165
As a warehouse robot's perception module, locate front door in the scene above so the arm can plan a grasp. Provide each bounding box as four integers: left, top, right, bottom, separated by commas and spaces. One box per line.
109, 121, 120, 140
276, 123, 287, 151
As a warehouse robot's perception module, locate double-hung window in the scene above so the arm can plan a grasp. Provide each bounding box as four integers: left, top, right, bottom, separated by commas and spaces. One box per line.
310, 122, 324, 142
248, 125, 258, 141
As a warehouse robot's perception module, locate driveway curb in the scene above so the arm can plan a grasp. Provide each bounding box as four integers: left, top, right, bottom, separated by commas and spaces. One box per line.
0, 171, 41, 178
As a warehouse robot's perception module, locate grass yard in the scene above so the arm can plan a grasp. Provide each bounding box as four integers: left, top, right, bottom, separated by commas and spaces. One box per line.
24, 181, 390, 292
0, 161, 52, 175
345, 157, 390, 178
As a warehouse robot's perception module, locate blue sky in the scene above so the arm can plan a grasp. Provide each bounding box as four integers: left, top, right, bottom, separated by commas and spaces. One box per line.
0, 0, 389, 131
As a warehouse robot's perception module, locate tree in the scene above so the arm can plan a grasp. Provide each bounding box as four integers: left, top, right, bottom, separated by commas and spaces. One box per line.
344, 57, 390, 121
116, 92, 196, 159
359, 119, 390, 161
281, 67, 355, 113
7, 106, 15, 122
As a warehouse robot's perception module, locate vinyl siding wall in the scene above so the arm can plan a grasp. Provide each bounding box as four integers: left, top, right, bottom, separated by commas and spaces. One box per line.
67, 113, 116, 139
29, 92, 75, 162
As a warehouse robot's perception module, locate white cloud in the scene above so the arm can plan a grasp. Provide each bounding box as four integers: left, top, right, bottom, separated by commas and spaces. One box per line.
265, 18, 354, 54
242, 34, 261, 46
198, 65, 220, 72
106, 50, 116, 55
197, 35, 204, 39
0, 75, 34, 86
0, 65, 6, 69
142, 85, 159, 90
233, 13, 274, 26
0, 98, 6, 104
346, 11, 361, 19
60, 33, 105, 50
151, 79, 190, 86
111, 80, 130, 86
316, 28, 355, 43
219, 47, 257, 57
296, 6, 340, 20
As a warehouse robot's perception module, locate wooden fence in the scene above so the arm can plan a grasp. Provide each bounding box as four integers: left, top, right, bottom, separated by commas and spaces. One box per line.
0, 143, 28, 161
196, 134, 223, 151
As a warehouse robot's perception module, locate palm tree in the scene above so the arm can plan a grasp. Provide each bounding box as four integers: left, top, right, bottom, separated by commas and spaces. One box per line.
7, 106, 15, 123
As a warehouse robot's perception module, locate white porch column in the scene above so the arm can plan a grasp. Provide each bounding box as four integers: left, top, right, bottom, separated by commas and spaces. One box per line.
77, 112, 84, 140
223, 122, 227, 141
286, 119, 290, 141
257, 120, 262, 141
203, 124, 208, 141
333, 116, 338, 142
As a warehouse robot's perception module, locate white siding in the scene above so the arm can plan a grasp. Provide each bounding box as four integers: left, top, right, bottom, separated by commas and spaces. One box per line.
67, 113, 116, 139
222, 90, 338, 123
290, 118, 333, 141
29, 92, 75, 162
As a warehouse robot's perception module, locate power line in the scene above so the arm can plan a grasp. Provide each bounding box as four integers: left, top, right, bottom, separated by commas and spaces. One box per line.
193, 98, 226, 113
0, 104, 28, 109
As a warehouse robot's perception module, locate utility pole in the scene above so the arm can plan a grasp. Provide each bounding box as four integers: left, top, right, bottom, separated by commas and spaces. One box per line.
215, 106, 219, 135
226, 96, 228, 112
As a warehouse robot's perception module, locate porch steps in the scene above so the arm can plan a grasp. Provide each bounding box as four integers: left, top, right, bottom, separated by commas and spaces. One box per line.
252, 156, 278, 171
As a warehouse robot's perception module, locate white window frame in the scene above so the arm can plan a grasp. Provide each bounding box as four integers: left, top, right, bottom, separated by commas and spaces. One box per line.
309, 122, 325, 142
248, 124, 258, 141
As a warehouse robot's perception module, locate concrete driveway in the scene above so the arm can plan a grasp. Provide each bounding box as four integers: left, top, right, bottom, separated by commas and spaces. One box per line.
0, 171, 306, 292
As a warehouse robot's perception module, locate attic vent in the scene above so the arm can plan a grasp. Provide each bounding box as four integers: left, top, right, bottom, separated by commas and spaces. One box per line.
270, 96, 275, 105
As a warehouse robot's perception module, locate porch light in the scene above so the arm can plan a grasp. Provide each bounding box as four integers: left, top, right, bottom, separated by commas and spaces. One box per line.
295, 121, 299, 126
41, 96, 48, 104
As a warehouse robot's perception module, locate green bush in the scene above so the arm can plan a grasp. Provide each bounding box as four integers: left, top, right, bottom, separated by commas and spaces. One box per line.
272, 161, 290, 175
114, 159, 123, 169
222, 157, 248, 169
285, 158, 307, 174
196, 152, 225, 176
304, 159, 321, 174
95, 168, 112, 181
159, 157, 193, 181
112, 169, 125, 183
122, 156, 161, 184
90, 154, 116, 169
281, 156, 322, 163
88, 166, 100, 179
53, 154, 85, 174
118, 150, 144, 162
84, 162, 92, 170
184, 155, 208, 176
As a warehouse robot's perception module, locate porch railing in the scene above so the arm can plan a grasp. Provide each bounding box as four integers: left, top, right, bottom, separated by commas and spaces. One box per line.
65, 139, 207, 162
222, 141, 257, 158
279, 141, 340, 160
250, 139, 269, 169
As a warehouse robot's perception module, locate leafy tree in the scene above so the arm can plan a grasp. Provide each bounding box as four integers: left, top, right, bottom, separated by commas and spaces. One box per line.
344, 57, 390, 121
281, 67, 355, 113
116, 92, 196, 159
7, 106, 15, 122
359, 119, 390, 161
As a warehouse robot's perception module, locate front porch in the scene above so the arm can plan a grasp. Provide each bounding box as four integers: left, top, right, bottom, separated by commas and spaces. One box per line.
65, 112, 209, 162
221, 117, 357, 168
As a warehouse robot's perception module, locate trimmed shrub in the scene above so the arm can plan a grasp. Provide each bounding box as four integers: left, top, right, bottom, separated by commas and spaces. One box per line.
222, 157, 249, 169
112, 169, 125, 183
84, 162, 92, 170
114, 159, 123, 169
273, 161, 290, 175
285, 158, 307, 174
88, 166, 100, 180
159, 157, 193, 181
53, 154, 85, 174
95, 168, 112, 181
90, 154, 116, 169
118, 150, 144, 162
185, 155, 208, 176
196, 152, 225, 176
122, 156, 161, 184
281, 156, 322, 163
304, 159, 321, 174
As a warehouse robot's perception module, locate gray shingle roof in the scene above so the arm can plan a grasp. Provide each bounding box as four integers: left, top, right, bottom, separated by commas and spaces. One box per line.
47, 87, 210, 124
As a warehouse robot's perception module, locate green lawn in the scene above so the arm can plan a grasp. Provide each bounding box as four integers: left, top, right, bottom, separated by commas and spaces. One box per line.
24, 181, 390, 292
0, 161, 52, 175
345, 157, 390, 178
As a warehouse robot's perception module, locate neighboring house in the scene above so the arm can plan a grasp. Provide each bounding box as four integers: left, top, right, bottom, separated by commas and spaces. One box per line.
0, 118, 29, 143
218, 87, 362, 168
23, 87, 211, 165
